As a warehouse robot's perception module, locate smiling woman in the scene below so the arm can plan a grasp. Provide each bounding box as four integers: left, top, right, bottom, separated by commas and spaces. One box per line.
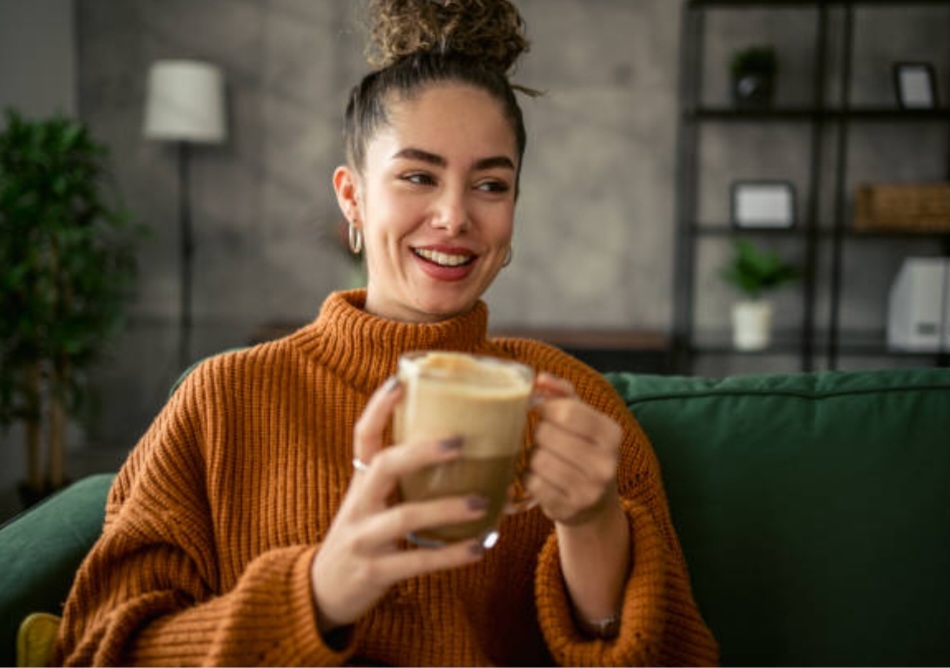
52, 1, 718, 666
334, 83, 518, 323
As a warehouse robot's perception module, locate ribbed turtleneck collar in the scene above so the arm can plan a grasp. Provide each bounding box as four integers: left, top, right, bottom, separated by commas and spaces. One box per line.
289, 289, 493, 394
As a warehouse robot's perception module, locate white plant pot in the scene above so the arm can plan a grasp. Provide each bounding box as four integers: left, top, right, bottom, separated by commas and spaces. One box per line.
732, 300, 774, 351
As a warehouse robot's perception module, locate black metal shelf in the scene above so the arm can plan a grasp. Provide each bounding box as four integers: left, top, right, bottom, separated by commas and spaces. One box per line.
691, 329, 950, 362
688, 0, 950, 7
831, 330, 950, 360
691, 329, 806, 355
687, 107, 950, 122
842, 229, 950, 242
693, 225, 805, 237
672, 0, 950, 375
691, 224, 950, 240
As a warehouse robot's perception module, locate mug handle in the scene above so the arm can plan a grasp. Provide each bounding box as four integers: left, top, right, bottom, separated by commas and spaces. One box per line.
503, 483, 537, 515
503, 389, 549, 515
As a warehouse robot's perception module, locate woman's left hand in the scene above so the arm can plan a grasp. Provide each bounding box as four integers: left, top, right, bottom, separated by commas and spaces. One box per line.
527, 373, 624, 527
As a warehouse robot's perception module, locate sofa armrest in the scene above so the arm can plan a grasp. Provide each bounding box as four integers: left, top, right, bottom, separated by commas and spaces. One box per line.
0, 473, 114, 667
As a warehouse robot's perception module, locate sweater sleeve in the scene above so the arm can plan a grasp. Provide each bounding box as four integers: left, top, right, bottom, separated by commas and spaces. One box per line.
531, 362, 720, 666
53, 366, 355, 667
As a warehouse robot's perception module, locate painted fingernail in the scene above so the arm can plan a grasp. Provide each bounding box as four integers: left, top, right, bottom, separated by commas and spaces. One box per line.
467, 495, 490, 511
439, 436, 464, 451
469, 542, 487, 556
383, 376, 400, 393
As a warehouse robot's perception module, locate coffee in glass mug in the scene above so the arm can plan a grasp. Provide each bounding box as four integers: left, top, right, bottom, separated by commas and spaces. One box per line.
394, 351, 535, 548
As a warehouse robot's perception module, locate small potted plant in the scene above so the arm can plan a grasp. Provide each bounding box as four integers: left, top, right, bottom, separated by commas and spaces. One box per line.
720, 238, 800, 351
731, 45, 778, 109
0, 109, 142, 504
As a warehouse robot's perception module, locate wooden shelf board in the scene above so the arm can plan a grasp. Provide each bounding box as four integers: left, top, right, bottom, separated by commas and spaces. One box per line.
490, 328, 670, 351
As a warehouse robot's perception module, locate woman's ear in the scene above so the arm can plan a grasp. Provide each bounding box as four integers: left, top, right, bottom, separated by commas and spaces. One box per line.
333, 165, 361, 226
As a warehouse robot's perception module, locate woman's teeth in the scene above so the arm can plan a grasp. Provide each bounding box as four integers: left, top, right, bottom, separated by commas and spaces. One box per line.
414, 248, 474, 267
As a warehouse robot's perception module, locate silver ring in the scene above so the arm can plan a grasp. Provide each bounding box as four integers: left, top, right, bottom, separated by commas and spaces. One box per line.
352, 457, 370, 473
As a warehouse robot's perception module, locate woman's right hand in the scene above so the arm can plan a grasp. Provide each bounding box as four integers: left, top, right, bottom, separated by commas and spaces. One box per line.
310, 377, 488, 635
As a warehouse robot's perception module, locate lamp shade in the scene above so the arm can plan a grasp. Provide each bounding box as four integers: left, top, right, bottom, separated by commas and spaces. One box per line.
143, 60, 226, 143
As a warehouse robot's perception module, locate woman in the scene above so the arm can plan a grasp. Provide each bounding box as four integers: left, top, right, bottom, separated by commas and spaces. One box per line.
54, 0, 718, 665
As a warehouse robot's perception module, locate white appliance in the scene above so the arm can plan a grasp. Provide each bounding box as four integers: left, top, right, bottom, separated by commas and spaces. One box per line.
887, 257, 950, 352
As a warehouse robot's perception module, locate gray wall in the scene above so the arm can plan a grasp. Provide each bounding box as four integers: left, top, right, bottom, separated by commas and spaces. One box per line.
72, 0, 688, 450
3, 1, 947, 466
0, 0, 78, 518
0, 0, 76, 122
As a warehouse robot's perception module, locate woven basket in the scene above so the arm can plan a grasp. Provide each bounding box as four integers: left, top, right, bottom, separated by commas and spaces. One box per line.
851, 183, 950, 233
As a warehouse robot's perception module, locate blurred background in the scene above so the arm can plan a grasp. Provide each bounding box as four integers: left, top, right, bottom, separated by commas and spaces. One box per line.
1, 0, 948, 521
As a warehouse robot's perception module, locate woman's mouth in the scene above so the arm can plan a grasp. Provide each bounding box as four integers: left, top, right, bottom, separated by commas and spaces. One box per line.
412, 246, 478, 281
413, 247, 476, 268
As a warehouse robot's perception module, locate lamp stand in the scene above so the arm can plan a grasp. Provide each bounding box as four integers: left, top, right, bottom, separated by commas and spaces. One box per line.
177, 141, 194, 370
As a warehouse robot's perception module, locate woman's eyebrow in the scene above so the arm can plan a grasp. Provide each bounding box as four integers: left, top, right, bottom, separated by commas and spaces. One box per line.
473, 156, 515, 171
392, 147, 445, 166
392, 148, 514, 172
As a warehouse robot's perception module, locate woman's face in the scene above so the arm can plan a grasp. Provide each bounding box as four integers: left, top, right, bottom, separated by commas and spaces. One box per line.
334, 83, 519, 323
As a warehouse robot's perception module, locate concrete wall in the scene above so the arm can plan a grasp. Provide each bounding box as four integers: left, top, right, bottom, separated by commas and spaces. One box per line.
70, 0, 691, 451
0, 0, 76, 123
0, 0, 78, 519
5, 0, 947, 462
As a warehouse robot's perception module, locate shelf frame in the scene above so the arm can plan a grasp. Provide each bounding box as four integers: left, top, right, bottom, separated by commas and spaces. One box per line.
687, 0, 950, 8
685, 107, 950, 121
672, 0, 950, 374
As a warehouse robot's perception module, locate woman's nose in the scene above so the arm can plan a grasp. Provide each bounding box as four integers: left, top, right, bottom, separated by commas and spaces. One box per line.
431, 188, 470, 235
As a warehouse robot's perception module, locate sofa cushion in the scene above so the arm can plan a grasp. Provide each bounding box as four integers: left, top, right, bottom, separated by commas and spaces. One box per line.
607, 367, 950, 667
0, 473, 114, 668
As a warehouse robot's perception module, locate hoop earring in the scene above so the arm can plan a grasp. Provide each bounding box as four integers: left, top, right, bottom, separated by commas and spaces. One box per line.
502, 246, 513, 267
348, 221, 363, 254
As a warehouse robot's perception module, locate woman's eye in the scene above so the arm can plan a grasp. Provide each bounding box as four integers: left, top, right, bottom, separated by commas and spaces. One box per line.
403, 172, 435, 186
476, 180, 511, 194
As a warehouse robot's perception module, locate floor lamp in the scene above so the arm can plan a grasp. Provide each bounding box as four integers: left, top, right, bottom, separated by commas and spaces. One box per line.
143, 60, 226, 370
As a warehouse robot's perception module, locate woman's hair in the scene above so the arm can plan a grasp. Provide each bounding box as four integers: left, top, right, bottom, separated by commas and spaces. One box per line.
344, 0, 536, 177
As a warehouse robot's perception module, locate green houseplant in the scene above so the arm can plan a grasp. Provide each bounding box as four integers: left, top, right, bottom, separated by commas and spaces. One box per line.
731, 45, 778, 109
721, 238, 800, 350
0, 109, 141, 503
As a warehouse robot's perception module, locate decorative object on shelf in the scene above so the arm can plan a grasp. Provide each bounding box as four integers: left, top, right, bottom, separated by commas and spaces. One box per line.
0, 109, 143, 504
721, 238, 801, 351
851, 182, 950, 233
893, 62, 938, 109
143, 59, 227, 369
730, 45, 777, 109
887, 257, 950, 352
731, 180, 796, 229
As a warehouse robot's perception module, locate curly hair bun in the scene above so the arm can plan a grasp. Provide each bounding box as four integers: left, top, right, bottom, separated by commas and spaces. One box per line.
366, 0, 530, 74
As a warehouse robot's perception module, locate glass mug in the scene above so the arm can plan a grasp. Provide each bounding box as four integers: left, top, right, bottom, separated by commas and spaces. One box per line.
393, 351, 536, 549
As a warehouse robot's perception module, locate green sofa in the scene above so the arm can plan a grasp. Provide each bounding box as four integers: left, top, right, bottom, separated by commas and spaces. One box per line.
1, 366, 947, 666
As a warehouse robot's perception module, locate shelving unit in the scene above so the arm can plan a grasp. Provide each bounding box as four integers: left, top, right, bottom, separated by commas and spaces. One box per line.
672, 0, 950, 374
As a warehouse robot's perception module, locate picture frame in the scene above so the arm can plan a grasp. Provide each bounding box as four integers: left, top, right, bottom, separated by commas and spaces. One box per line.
893, 62, 938, 109
730, 181, 796, 229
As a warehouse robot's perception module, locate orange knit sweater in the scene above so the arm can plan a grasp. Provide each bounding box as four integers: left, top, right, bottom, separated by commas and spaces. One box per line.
54, 290, 718, 666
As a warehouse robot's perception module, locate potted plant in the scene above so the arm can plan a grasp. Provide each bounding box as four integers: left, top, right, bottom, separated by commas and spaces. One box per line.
720, 238, 800, 351
0, 109, 142, 505
731, 45, 778, 109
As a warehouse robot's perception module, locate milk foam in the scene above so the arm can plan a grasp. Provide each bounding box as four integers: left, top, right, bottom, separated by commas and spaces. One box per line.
396, 352, 534, 458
